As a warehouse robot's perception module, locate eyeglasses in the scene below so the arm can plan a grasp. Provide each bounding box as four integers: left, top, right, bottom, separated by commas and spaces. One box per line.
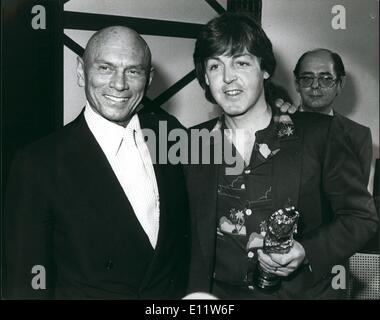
297, 75, 338, 88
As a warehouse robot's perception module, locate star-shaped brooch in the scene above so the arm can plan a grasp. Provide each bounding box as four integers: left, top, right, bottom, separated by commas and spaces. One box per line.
275, 114, 295, 138
278, 125, 294, 137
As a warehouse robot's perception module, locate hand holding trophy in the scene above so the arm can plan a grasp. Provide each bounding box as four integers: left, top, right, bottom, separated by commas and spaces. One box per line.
249, 204, 300, 292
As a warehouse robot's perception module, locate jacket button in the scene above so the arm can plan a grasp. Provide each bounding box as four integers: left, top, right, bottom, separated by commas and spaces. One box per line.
105, 260, 113, 270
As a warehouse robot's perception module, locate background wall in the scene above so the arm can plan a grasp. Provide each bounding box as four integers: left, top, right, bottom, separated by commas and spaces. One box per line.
63, 0, 379, 192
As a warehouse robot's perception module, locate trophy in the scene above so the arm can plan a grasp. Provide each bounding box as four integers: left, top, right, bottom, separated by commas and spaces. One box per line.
253, 204, 299, 292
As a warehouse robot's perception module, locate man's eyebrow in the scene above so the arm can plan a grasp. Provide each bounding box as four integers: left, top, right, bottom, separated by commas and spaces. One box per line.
93, 60, 145, 69
207, 53, 253, 61
206, 57, 222, 62
126, 64, 145, 70
300, 71, 334, 76
318, 72, 335, 76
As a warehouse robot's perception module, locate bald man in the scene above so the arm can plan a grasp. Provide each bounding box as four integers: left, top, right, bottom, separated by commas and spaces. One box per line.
294, 49, 372, 183
5, 26, 190, 299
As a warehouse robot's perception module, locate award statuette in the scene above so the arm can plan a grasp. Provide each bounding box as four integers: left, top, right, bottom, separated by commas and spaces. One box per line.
253, 205, 300, 292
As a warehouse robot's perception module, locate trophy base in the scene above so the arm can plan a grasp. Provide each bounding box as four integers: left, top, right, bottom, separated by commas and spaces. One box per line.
253, 271, 281, 293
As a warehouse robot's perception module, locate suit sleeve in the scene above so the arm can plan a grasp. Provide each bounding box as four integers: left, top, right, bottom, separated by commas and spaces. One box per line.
4, 149, 55, 299
185, 165, 213, 295
301, 119, 378, 283
358, 127, 372, 185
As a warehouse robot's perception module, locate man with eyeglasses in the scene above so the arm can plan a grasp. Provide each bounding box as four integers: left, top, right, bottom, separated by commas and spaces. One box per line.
294, 48, 372, 184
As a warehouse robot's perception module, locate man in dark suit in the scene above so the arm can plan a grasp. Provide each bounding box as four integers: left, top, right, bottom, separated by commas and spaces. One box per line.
5, 26, 189, 299
186, 13, 378, 299
293, 48, 372, 184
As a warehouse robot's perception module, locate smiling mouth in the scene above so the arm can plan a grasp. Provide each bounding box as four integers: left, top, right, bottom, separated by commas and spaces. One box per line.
224, 89, 243, 96
104, 94, 129, 103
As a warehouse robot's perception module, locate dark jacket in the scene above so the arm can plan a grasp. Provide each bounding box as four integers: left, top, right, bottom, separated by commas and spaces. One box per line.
185, 112, 378, 299
333, 111, 372, 184
5, 111, 190, 299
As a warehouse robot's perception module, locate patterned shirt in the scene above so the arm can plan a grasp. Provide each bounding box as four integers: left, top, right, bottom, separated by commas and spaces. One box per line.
213, 118, 280, 289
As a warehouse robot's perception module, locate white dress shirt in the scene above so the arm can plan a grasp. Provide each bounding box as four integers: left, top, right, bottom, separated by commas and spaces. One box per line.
299, 105, 334, 116
84, 103, 160, 248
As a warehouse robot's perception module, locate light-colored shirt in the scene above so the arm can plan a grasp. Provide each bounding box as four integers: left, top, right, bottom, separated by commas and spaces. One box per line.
84, 103, 160, 248
299, 105, 334, 116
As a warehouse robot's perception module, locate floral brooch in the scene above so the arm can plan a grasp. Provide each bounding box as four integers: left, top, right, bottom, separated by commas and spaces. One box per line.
274, 114, 295, 138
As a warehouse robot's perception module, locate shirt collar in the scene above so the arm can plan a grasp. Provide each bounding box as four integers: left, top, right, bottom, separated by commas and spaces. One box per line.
210, 113, 277, 149
84, 102, 141, 156
299, 105, 334, 116
211, 113, 275, 136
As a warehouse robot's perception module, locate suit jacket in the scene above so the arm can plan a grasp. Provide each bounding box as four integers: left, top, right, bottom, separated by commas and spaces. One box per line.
333, 111, 372, 184
5, 110, 190, 299
185, 112, 378, 299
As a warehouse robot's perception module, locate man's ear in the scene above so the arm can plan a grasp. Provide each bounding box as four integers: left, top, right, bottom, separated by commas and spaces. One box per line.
76, 56, 86, 87
147, 66, 154, 87
205, 73, 210, 86
294, 78, 300, 93
336, 76, 346, 95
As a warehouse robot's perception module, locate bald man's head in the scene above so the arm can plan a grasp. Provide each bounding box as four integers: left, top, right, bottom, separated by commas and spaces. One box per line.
82, 26, 152, 72
76, 26, 154, 126
293, 48, 345, 80
294, 48, 346, 114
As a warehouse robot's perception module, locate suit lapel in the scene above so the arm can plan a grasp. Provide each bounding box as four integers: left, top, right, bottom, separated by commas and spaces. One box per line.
67, 113, 153, 251
138, 113, 178, 288
138, 114, 166, 248
190, 129, 221, 273
272, 127, 303, 211
195, 163, 219, 270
